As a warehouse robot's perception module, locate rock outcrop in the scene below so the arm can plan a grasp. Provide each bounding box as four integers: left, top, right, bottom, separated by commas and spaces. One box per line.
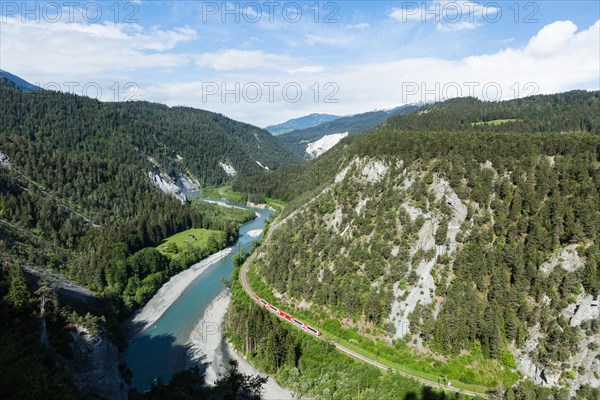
539, 245, 584, 275
69, 327, 129, 400
390, 174, 468, 338
514, 295, 600, 394
0, 151, 9, 166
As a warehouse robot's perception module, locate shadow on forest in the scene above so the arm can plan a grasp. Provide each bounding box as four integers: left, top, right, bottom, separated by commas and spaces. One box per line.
22, 265, 107, 315
404, 386, 462, 400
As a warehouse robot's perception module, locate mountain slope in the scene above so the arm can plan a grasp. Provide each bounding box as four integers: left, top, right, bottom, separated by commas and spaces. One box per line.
265, 113, 341, 135
234, 90, 600, 203
0, 78, 295, 292
242, 90, 600, 396
279, 105, 420, 157
0, 78, 300, 186
0, 70, 41, 91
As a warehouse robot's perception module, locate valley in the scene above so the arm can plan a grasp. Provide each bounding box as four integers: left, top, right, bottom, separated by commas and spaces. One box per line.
1, 3, 599, 398
1, 77, 599, 400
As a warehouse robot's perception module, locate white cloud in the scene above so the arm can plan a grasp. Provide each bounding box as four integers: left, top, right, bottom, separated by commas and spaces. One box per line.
304, 34, 351, 46
436, 21, 479, 32
195, 49, 294, 71
1, 14, 597, 128
194, 49, 324, 75
287, 66, 324, 74
134, 26, 197, 51
526, 20, 579, 55
140, 20, 600, 126
345, 23, 370, 30
389, 7, 423, 22
0, 17, 195, 83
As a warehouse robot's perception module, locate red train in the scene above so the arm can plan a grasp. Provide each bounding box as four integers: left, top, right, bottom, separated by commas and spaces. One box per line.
253, 294, 322, 337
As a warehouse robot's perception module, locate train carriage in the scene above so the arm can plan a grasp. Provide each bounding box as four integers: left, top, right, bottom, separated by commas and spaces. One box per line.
252, 295, 321, 336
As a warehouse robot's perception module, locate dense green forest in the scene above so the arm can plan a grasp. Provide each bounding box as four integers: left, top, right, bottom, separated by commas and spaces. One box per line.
234, 90, 600, 202
258, 130, 598, 334
227, 253, 447, 400
0, 78, 285, 310
2, 77, 599, 398
0, 258, 271, 400
1, 157, 254, 312
236, 90, 600, 396
0, 261, 99, 399
132, 359, 268, 400
230, 252, 599, 400
0, 78, 299, 186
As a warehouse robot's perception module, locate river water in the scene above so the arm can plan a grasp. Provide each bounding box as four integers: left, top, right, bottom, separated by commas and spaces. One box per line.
124, 196, 272, 391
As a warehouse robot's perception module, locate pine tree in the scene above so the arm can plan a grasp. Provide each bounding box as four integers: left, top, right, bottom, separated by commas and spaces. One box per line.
6, 264, 31, 312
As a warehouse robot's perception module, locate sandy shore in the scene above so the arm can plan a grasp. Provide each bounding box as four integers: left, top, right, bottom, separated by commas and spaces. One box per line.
246, 229, 263, 238
187, 291, 294, 400
202, 199, 247, 210
188, 290, 231, 385
127, 247, 234, 333
246, 202, 277, 212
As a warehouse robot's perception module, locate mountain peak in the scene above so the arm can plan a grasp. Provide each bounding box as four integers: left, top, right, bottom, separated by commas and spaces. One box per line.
0, 70, 41, 92
265, 113, 341, 135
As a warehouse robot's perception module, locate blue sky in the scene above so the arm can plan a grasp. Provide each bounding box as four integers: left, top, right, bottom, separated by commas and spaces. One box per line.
1, 1, 599, 126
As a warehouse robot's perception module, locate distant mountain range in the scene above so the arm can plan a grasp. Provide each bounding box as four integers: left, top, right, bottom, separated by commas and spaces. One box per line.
0, 69, 41, 91
278, 104, 421, 158
265, 113, 341, 135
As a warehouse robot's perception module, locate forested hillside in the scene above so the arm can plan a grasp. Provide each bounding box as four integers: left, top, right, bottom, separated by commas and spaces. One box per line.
0, 76, 295, 397
234, 91, 600, 202
265, 113, 341, 135
0, 70, 41, 91
227, 254, 456, 400
0, 78, 299, 185
0, 78, 272, 308
243, 91, 600, 397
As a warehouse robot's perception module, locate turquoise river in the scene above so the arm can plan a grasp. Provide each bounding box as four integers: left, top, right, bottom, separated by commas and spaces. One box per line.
124, 197, 272, 391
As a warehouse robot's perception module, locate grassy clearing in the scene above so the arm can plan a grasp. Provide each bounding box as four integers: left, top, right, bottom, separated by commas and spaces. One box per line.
247, 262, 513, 394
156, 228, 225, 258
201, 185, 245, 204
471, 119, 522, 126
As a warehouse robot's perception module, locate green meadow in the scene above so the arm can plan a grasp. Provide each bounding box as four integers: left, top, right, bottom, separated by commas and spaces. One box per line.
156, 228, 225, 258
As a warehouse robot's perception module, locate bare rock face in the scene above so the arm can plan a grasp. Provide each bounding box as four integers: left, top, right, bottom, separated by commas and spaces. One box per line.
564, 295, 600, 396
539, 244, 584, 275
69, 326, 128, 400
390, 174, 468, 339
563, 295, 600, 327
514, 295, 600, 395
360, 159, 388, 183
0, 151, 10, 166
514, 325, 560, 387
148, 171, 186, 204
147, 165, 199, 204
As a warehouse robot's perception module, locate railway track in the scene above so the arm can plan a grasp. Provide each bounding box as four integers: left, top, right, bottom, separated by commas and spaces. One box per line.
239, 246, 490, 399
